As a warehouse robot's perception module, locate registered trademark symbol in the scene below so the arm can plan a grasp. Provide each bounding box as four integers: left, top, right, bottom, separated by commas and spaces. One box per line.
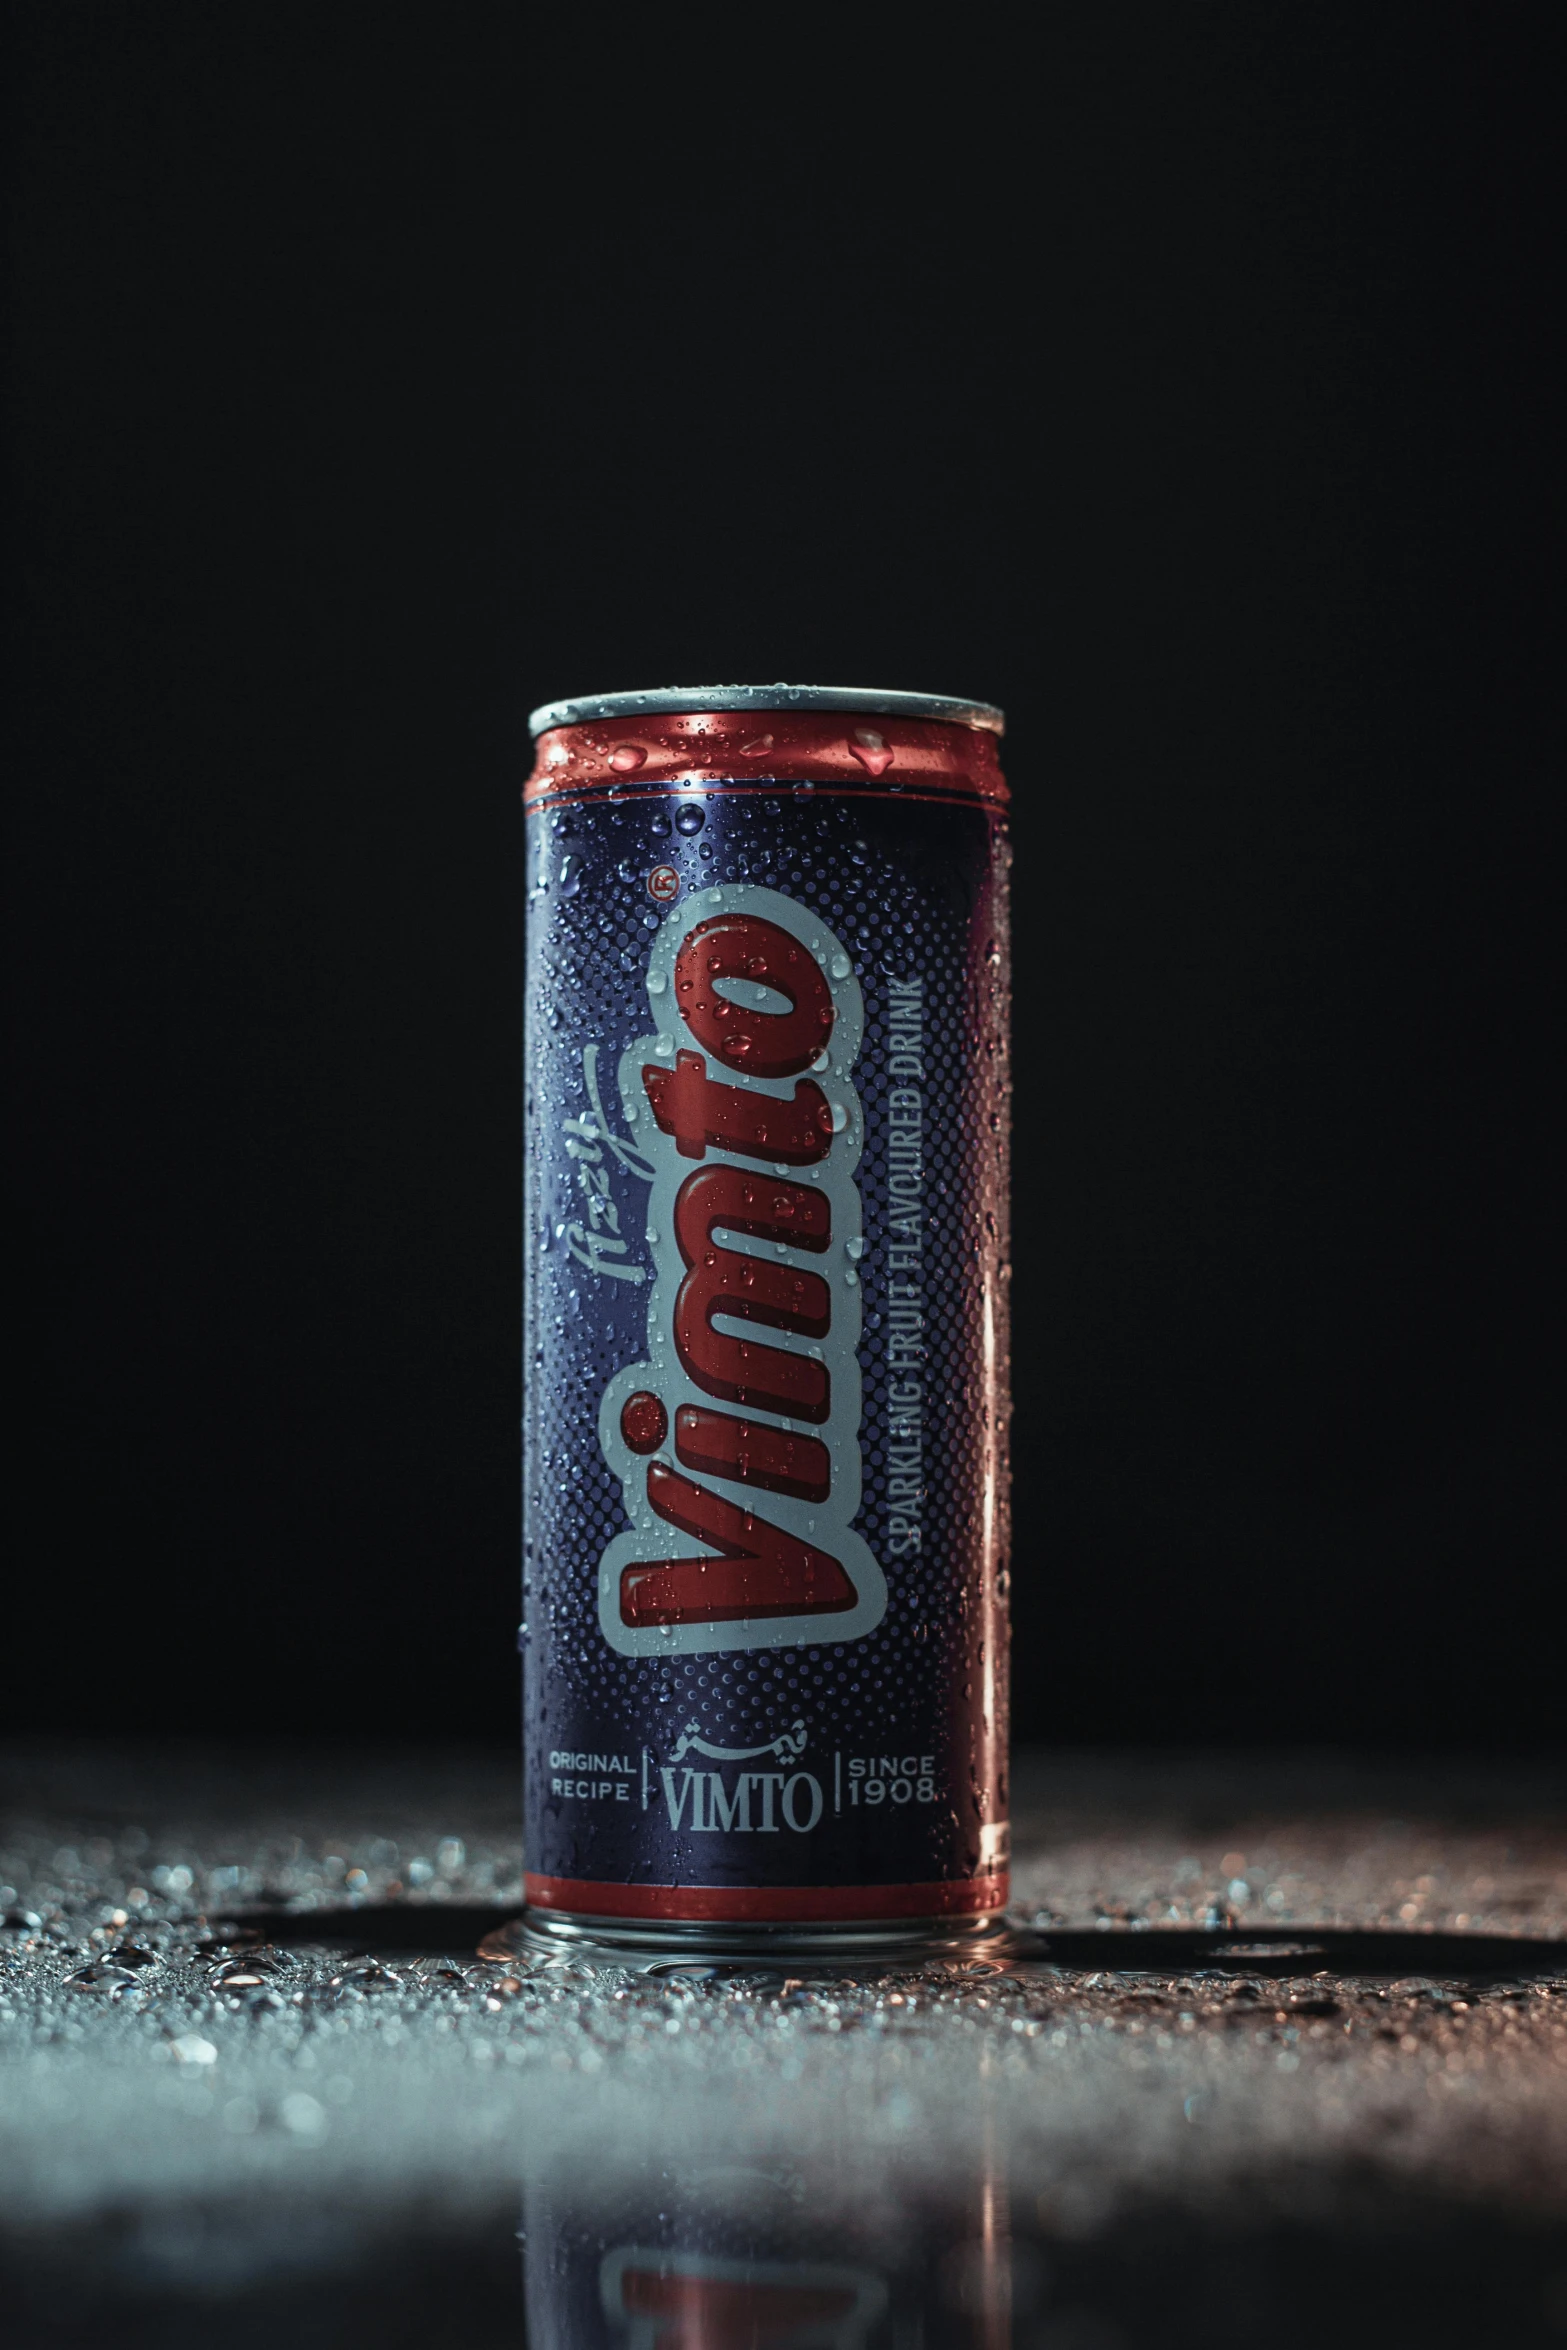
647, 864, 680, 903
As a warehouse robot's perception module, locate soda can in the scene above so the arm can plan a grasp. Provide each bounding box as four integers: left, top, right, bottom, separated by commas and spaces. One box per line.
522, 686, 1010, 1955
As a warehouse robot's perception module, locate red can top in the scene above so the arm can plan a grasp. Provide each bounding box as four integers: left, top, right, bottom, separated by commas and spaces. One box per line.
525, 685, 1007, 812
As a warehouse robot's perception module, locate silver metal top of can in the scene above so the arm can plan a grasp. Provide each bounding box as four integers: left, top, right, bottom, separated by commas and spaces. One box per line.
527, 684, 1005, 739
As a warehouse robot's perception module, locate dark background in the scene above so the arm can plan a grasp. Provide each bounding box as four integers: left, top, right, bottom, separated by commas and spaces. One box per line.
6, 7, 1559, 1749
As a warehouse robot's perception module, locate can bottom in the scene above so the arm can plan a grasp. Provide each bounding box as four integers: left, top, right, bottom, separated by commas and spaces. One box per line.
496, 1905, 1015, 1967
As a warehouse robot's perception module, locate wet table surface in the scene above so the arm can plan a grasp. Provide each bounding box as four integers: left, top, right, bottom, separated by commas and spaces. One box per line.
3, 1741, 1567, 2345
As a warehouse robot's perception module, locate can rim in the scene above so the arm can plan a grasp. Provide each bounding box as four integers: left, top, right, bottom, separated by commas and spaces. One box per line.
527, 683, 1005, 739
489, 1909, 1017, 1968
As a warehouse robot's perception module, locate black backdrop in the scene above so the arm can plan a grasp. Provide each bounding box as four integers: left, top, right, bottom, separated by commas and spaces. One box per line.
7, 7, 1559, 1749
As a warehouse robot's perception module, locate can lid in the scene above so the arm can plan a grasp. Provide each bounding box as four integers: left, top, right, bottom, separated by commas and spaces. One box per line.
527, 683, 1005, 739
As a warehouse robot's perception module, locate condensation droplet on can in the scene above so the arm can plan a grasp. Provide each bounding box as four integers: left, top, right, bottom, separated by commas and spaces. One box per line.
849, 728, 894, 778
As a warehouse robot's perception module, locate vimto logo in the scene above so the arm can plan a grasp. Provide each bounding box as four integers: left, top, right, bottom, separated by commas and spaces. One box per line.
596, 884, 886, 1657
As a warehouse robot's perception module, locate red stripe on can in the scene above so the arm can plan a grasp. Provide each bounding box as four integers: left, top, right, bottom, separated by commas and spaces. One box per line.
524, 710, 1008, 808
524, 1872, 1009, 1920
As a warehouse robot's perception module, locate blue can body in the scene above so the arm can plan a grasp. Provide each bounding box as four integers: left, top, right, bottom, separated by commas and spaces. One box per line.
523, 702, 1010, 1935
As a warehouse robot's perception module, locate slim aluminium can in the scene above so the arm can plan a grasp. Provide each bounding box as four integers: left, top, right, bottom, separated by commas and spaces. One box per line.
522, 686, 1011, 1955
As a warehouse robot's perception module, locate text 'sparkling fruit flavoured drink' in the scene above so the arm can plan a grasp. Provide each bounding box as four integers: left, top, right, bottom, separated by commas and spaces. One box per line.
523, 686, 1010, 1955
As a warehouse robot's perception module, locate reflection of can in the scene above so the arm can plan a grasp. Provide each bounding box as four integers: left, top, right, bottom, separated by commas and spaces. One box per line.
523, 687, 1011, 1954
523, 2156, 1010, 2350
526, 2194, 891, 2350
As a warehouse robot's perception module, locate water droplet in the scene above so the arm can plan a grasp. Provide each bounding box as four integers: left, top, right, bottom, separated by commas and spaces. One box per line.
829, 1102, 849, 1132
609, 744, 647, 773
849, 728, 894, 777
65, 1963, 142, 1997
845, 1236, 865, 1260
674, 802, 706, 835
620, 1391, 668, 1454
646, 969, 668, 994
170, 2032, 218, 2064
830, 951, 852, 979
